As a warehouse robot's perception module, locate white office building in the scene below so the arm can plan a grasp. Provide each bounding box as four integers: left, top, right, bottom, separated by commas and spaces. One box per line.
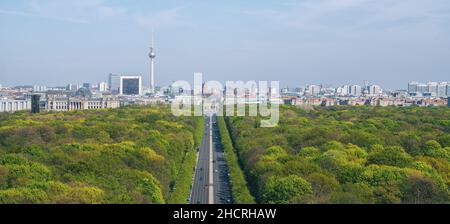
427, 82, 438, 96
336, 85, 350, 96
306, 85, 321, 96
349, 85, 362, 96
98, 82, 109, 92
66, 83, 81, 91
417, 84, 427, 96
437, 82, 448, 97
368, 85, 382, 96
408, 81, 419, 94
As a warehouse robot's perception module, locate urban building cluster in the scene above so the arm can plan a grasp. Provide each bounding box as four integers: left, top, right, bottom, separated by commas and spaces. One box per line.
280, 81, 450, 107
0, 83, 121, 113
0, 68, 174, 113
1, 80, 449, 113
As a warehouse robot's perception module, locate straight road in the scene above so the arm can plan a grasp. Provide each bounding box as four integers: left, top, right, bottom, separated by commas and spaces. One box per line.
190, 114, 233, 204
190, 115, 211, 204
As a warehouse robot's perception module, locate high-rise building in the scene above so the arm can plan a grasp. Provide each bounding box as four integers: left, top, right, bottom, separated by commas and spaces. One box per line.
363, 80, 370, 95
437, 82, 448, 97
368, 85, 382, 96
109, 73, 121, 94
98, 82, 108, 92
321, 87, 336, 96
349, 85, 362, 96
109, 74, 143, 95
31, 95, 40, 113
364, 80, 369, 90
427, 82, 438, 96
120, 76, 142, 95
306, 85, 321, 96
408, 81, 418, 94
66, 83, 80, 91
83, 83, 92, 90
417, 84, 427, 96
446, 84, 450, 97
336, 85, 350, 96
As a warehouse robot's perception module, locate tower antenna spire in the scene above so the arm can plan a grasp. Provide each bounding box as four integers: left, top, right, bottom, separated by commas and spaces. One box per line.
151, 29, 154, 48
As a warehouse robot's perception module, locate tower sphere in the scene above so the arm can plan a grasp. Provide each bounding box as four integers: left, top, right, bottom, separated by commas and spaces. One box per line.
149, 48, 156, 59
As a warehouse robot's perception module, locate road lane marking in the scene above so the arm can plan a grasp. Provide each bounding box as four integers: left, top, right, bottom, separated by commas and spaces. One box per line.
208, 115, 214, 204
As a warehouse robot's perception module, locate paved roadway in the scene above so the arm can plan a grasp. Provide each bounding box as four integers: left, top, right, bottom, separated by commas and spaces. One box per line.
190, 114, 233, 204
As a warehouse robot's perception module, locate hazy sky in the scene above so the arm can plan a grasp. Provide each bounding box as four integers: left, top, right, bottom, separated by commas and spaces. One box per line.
1, 0, 450, 90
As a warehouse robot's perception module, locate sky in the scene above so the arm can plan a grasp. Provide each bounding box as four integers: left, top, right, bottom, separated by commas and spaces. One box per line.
1, 0, 450, 90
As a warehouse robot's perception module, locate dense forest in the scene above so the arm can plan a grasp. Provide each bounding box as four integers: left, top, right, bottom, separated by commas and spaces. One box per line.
1, 104, 449, 204
0, 106, 203, 204
217, 116, 255, 204
226, 105, 450, 204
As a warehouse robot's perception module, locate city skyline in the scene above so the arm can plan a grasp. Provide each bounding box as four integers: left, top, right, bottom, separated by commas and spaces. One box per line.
1, 0, 450, 89
1, 78, 449, 92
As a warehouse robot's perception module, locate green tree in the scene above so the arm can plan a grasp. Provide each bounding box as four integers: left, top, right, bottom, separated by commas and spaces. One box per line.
0, 188, 48, 204
419, 140, 448, 159
401, 174, 446, 204
306, 173, 339, 203
367, 146, 413, 167
261, 175, 313, 204
330, 183, 374, 204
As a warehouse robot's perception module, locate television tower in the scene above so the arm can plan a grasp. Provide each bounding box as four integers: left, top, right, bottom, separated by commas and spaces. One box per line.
149, 32, 156, 93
